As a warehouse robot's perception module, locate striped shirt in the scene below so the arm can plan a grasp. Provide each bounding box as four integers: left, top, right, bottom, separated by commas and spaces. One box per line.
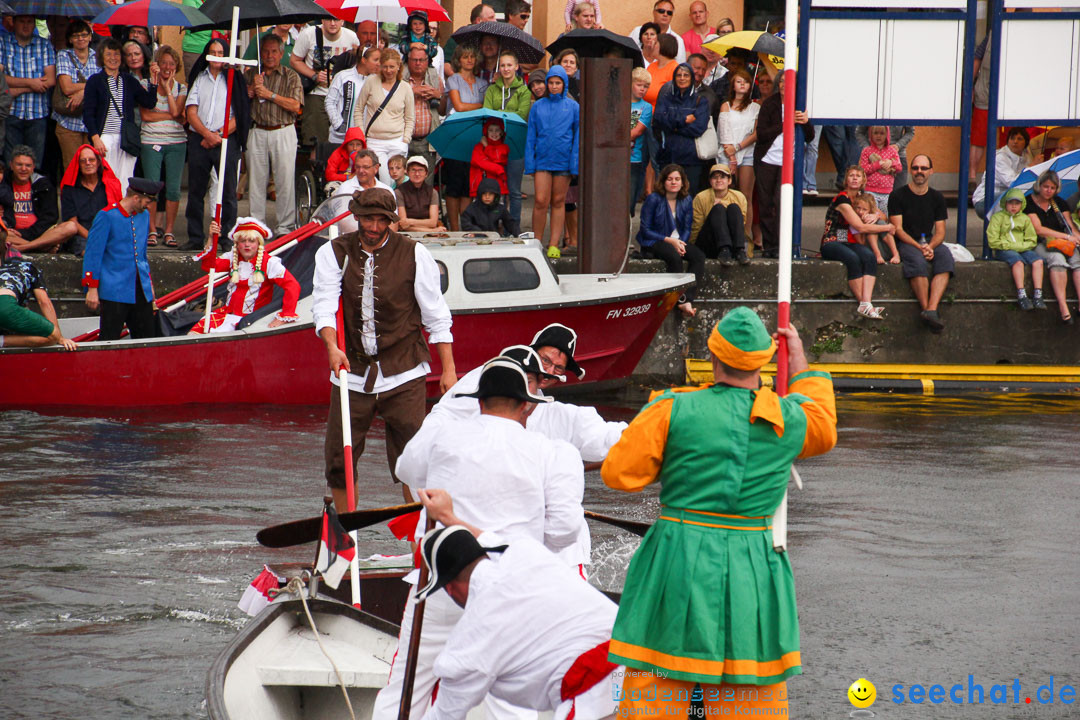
53, 49, 100, 132
141, 80, 188, 145
103, 74, 123, 135
1, 34, 56, 120
244, 64, 302, 127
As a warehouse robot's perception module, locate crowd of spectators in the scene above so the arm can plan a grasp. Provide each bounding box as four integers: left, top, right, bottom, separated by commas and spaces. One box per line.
4, 4, 1080, 348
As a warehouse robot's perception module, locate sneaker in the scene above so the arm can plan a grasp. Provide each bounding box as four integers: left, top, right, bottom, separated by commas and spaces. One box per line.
920, 310, 945, 333
803, 189, 819, 196
1018, 296, 1034, 311
546, 245, 561, 259
736, 248, 750, 265
717, 247, 735, 266
1033, 296, 1047, 309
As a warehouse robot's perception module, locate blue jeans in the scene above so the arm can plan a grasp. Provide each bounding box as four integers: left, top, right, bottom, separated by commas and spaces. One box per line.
994, 249, 1040, 266
5, 116, 47, 165
506, 156, 524, 226
803, 125, 819, 191
822, 125, 858, 187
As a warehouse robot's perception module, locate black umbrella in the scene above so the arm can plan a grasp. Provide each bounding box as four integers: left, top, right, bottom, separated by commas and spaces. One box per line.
546, 29, 644, 69
0, 0, 16, 13
8, 0, 107, 18
187, 0, 332, 30
451, 21, 545, 65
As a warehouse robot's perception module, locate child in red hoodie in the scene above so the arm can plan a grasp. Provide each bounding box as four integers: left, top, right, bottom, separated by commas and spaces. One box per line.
325, 127, 367, 189
469, 117, 510, 199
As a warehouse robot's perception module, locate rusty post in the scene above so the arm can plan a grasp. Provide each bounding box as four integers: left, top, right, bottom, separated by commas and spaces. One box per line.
579, 56, 633, 274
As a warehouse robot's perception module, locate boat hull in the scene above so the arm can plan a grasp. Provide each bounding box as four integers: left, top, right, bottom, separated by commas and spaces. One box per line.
3, 289, 682, 409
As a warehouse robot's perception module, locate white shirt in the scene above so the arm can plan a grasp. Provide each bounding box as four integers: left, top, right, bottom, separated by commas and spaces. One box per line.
325, 67, 366, 144
186, 68, 229, 132
629, 25, 687, 64
421, 535, 620, 720
293, 25, 359, 97
311, 236, 452, 394
404, 365, 627, 566
333, 175, 396, 201
396, 414, 584, 556
977, 145, 1030, 214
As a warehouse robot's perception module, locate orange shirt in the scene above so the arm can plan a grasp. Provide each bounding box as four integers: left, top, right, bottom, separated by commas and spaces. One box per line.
645, 59, 678, 108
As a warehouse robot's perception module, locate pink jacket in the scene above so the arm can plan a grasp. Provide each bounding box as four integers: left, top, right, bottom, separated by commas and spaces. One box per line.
859, 143, 901, 195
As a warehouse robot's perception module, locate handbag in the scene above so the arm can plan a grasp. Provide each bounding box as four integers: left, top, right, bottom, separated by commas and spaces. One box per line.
1046, 237, 1076, 257
365, 80, 400, 134
695, 115, 719, 162
108, 78, 142, 157
52, 67, 85, 117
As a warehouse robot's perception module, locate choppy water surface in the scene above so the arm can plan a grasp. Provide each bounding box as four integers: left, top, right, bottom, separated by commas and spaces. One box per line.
1, 394, 1078, 719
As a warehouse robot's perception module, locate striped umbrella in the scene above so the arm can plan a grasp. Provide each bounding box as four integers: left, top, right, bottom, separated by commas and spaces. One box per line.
325, 0, 449, 24
452, 21, 545, 65
8, 0, 108, 18
91, 0, 212, 28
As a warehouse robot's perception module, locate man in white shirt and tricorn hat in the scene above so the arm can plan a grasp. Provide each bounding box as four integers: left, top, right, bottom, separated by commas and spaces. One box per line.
413, 487, 623, 720
374, 353, 587, 720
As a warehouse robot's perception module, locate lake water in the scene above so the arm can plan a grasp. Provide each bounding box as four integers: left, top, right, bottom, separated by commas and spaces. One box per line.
2, 393, 1078, 719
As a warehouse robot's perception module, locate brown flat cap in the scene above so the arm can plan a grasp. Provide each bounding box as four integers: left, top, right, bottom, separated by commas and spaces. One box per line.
349, 188, 400, 222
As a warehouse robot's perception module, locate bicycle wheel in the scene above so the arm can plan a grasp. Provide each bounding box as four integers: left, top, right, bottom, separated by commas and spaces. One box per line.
295, 170, 317, 226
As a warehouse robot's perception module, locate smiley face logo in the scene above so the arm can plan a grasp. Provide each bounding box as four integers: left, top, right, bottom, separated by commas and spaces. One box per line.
848, 678, 876, 708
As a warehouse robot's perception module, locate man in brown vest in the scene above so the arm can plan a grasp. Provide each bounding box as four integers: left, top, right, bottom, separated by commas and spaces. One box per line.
313, 188, 457, 507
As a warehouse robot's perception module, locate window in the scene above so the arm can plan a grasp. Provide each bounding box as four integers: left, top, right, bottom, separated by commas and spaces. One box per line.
462, 258, 540, 293
436, 260, 449, 294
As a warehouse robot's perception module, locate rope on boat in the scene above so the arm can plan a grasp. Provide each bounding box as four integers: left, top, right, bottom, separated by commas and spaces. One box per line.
284, 577, 358, 720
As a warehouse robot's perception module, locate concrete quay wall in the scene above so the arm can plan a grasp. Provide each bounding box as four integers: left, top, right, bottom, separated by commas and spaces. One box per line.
32, 254, 1080, 384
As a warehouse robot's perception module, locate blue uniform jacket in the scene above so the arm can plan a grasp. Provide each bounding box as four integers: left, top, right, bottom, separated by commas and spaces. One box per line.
82, 203, 154, 304
524, 65, 579, 175
636, 192, 693, 248
653, 66, 710, 167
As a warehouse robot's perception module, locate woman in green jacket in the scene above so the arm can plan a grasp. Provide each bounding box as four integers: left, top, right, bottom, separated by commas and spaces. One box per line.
483, 50, 531, 226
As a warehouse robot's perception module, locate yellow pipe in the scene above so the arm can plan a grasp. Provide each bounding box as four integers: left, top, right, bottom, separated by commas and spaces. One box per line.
685, 360, 1080, 385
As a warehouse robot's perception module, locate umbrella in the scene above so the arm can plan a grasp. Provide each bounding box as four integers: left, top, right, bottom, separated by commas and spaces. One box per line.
988, 148, 1080, 219
546, 29, 643, 69
8, 0, 108, 18
704, 30, 784, 69
427, 109, 527, 163
323, 0, 449, 24
91, 0, 211, 28
451, 21, 545, 65
0, 0, 13, 13
187, 0, 332, 30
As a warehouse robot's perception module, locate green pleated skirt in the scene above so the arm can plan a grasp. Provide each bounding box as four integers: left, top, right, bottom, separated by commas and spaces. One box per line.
608, 508, 802, 685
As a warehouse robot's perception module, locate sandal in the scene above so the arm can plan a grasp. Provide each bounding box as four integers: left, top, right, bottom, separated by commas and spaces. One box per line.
147, 231, 158, 247
857, 304, 884, 320
164, 233, 178, 248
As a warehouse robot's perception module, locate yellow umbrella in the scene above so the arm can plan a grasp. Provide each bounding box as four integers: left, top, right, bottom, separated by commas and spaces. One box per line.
704, 30, 784, 70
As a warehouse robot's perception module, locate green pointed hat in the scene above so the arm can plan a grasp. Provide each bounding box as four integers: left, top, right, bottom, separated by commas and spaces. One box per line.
707, 307, 777, 370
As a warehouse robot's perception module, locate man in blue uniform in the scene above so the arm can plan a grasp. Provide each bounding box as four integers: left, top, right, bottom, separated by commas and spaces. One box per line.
81, 177, 163, 340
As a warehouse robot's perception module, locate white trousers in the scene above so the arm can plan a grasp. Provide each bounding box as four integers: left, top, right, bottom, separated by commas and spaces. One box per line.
371, 589, 539, 720
366, 136, 409, 186
248, 126, 299, 236
102, 132, 136, 195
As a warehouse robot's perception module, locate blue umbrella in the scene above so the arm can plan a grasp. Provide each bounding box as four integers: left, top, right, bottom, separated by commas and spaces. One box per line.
91, 0, 213, 28
988, 148, 1080, 219
427, 109, 528, 163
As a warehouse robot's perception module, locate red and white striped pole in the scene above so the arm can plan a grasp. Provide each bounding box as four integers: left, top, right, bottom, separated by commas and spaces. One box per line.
776, 0, 798, 398
772, 0, 800, 554
335, 296, 362, 608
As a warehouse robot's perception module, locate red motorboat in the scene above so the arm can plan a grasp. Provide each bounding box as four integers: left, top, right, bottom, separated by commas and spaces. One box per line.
2, 198, 692, 410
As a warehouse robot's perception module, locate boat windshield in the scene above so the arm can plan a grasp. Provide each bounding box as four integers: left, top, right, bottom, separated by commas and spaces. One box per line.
312, 194, 354, 226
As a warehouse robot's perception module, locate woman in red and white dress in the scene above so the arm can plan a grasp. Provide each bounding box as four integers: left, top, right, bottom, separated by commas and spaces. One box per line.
189, 217, 300, 334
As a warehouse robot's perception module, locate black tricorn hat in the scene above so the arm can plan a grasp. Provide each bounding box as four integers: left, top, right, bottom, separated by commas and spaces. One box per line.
456, 357, 553, 404
499, 344, 562, 382
530, 323, 584, 380
415, 525, 507, 601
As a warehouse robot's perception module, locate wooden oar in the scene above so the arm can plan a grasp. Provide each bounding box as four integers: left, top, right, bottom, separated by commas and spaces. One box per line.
398, 515, 436, 720
584, 510, 650, 537
256, 502, 422, 548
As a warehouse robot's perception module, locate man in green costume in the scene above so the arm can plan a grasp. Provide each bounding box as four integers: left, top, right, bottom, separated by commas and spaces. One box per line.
601, 307, 837, 716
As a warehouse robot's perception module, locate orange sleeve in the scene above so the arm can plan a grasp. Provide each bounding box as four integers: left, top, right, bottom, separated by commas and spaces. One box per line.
601, 397, 672, 492
790, 370, 838, 459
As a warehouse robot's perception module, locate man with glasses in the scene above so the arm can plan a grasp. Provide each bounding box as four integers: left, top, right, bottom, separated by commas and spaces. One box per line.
506, 0, 531, 30
630, 0, 687, 64
887, 154, 953, 333
406, 46, 444, 168
331, 148, 397, 202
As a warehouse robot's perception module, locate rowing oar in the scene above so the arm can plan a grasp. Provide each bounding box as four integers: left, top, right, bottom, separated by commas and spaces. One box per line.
256, 502, 422, 548
398, 515, 435, 720
584, 510, 650, 537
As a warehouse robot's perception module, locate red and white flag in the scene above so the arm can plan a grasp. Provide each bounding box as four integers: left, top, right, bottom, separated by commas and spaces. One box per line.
315, 505, 356, 589
238, 565, 284, 616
